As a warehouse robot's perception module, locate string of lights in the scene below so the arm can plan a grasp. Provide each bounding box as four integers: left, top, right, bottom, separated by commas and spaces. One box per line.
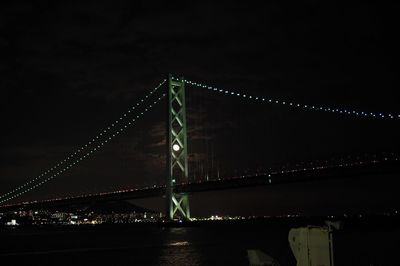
174, 77, 399, 120
187, 154, 399, 188
0, 93, 166, 204
2, 77, 398, 205
233, 152, 399, 179
0, 80, 166, 203
3, 152, 397, 209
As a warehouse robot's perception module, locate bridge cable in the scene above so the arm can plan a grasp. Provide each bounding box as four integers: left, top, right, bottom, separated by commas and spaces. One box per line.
0, 80, 166, 204
174, 77, 399, 120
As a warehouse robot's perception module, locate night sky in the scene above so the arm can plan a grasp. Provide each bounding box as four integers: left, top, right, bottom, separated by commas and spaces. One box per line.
1, 1, 400, 216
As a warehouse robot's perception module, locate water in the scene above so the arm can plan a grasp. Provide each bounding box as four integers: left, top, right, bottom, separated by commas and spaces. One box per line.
0, 221, 398, 265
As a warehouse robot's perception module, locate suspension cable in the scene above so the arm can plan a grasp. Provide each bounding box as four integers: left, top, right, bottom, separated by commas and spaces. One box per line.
0, 80, 166, 203
174, 77, 399, 120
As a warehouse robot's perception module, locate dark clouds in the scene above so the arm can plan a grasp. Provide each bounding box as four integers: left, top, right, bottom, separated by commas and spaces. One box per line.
1, 2, 400, 215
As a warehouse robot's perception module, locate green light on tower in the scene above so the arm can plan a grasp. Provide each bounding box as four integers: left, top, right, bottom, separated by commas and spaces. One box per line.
166, 75, 190, 220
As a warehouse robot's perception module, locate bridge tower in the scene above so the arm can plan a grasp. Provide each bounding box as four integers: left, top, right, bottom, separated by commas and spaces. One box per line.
166, 75, 190, 220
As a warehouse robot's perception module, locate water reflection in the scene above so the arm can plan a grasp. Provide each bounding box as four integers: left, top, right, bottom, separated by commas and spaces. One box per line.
168, 241, 190, 246
157, 228, 202, 266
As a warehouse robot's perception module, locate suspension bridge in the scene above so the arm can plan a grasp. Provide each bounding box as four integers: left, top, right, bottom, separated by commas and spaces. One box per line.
0, 75, 399, 219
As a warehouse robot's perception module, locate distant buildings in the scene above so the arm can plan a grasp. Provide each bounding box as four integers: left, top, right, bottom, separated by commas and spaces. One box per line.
0, 202, 159, 226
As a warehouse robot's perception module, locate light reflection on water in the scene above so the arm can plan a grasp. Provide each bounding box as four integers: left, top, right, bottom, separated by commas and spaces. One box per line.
1, 224, 397, 265
157, 228, 202, 266
168, 241, 190, 246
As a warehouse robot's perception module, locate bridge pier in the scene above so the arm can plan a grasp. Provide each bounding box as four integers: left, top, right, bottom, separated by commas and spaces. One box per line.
166, 75, 190, 220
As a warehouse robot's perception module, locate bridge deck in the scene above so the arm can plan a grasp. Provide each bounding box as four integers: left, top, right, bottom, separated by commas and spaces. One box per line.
1, 160, 399, 212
